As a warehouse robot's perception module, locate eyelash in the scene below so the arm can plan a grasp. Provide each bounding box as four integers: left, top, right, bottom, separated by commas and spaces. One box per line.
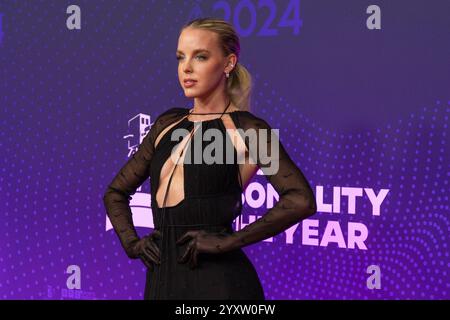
176, 55, 207, 61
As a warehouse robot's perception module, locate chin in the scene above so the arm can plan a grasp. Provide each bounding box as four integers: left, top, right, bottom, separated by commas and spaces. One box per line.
184, 91, 197, 98
184, 88, 205, 98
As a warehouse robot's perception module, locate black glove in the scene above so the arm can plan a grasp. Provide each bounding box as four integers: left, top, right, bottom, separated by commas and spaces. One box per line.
176, 228, 233, 269
129, 229, 162, 271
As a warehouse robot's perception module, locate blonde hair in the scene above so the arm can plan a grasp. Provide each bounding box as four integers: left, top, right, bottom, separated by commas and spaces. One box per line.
181, 17, 253, 112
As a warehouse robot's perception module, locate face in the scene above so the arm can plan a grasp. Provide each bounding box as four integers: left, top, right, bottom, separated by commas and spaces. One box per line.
176, 27, 234, 99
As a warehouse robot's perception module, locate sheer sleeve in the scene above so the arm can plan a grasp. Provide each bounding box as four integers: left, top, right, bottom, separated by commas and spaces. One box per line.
102, 107, 188, 258
229, 112, 317, 249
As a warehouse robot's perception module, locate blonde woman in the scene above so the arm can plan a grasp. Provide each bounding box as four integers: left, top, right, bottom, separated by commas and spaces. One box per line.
103, 17, 317, 300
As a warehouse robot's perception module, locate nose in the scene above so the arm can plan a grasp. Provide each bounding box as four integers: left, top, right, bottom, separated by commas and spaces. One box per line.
182, 58, 193, 74
183, 65, 193, 74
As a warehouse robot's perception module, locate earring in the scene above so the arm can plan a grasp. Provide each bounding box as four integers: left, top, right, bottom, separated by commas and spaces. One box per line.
226, 64, 234, 78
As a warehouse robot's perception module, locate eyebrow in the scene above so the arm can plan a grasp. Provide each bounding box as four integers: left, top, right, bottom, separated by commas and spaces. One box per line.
176, 49, 211, 54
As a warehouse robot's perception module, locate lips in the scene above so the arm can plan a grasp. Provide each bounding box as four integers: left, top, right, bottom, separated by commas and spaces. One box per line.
184, 79, 197, 87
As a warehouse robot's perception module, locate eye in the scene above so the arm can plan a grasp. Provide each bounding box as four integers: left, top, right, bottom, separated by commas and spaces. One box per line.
175, 55, 207, 61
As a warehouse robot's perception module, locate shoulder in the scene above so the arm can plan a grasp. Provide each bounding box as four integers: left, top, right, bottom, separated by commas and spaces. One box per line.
146, 107, 189, 142
231, 110, 272, 130
150, 107, 189, 129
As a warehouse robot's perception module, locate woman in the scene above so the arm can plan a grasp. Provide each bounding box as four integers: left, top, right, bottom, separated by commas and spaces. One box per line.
103, 17, 317, 300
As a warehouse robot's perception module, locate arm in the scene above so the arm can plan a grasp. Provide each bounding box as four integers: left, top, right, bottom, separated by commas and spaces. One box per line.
102, 107, 185, 259
227, 115, 317, 250
102, 125, 156, 259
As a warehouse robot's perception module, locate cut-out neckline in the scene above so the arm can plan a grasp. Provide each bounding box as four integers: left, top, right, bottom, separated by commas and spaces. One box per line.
154, 108, 247, 209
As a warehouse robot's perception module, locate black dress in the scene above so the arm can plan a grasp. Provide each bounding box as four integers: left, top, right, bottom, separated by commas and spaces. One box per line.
103, 107, 317, 300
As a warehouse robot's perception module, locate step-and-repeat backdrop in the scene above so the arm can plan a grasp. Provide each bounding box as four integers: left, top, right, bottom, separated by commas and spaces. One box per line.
1, 0, 448, 299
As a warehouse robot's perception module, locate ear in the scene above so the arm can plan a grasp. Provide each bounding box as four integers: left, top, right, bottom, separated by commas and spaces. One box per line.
225, 54, 238, 72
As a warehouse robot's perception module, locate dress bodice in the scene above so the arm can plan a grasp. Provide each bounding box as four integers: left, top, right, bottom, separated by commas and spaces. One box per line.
149, 114, 242, 212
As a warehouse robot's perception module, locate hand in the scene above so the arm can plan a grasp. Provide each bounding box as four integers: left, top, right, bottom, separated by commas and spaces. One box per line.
176, 229, 234, 269
130, 229, 162, 271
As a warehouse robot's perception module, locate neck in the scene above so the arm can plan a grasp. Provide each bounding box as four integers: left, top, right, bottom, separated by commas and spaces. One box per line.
192, 99, 232, 114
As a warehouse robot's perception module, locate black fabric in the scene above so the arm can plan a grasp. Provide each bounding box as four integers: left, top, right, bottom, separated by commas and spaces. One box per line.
103, 107, 317, 300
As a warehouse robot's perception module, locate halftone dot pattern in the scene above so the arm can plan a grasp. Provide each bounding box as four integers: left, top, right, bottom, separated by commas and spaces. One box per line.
245, 97, 448, 300
1, 1, 448, 300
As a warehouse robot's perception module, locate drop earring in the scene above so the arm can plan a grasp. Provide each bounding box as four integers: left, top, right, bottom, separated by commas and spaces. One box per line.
226, 64, 234, 78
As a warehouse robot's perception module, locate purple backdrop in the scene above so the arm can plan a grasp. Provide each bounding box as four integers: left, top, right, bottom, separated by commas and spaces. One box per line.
1, 0, 448, 299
